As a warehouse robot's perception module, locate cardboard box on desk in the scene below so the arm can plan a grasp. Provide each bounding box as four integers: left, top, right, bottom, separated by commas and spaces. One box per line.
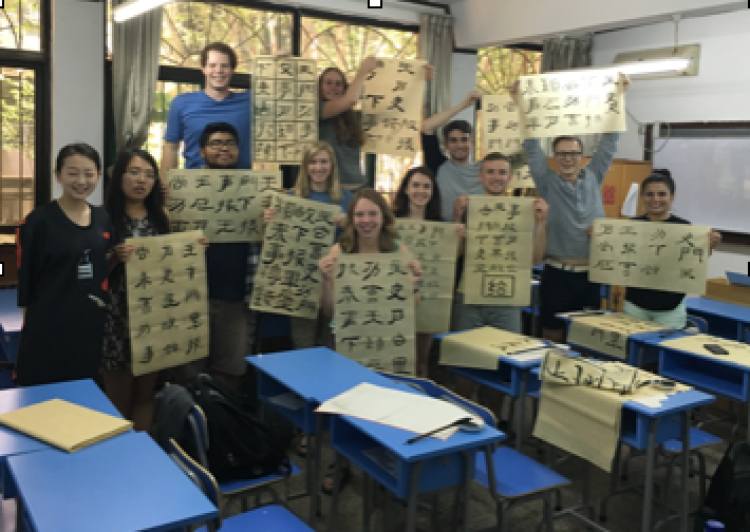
705, 278, 750, 308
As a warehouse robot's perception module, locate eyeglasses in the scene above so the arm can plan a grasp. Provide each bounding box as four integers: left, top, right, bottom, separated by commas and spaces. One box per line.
554, 151, 583, 158
207, 139, 238, 149
126, 168, 156, 180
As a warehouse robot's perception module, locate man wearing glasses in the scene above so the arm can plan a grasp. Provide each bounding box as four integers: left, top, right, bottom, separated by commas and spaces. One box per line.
171, 122, 257, 392
161, 42, 251, 172
511, 74, 630, 343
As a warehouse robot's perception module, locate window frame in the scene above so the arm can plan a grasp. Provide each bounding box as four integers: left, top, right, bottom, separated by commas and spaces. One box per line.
0, 0, 51, 234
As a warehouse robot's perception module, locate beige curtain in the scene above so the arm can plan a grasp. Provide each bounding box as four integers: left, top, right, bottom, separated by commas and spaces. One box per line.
540, 34, 599, 156
112, 1, 162, 155
418, 14, 453, 119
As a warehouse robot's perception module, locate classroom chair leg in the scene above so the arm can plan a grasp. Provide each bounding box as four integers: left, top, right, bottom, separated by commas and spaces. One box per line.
599, 441, 623, 522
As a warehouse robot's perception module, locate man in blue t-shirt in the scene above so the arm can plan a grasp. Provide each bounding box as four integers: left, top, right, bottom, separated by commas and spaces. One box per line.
162, 42, 251, 172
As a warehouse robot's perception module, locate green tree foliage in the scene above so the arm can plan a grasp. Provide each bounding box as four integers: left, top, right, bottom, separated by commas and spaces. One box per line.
476, 47, 541, 95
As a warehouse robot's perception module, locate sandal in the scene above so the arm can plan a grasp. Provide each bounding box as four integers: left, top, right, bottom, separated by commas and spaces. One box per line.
320, 462, 352, 496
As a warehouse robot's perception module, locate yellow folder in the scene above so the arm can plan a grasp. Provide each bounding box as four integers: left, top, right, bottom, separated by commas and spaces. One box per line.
0, 399, 133, 452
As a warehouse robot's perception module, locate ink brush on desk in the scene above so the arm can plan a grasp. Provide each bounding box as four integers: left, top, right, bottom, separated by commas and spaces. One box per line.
406, 417, 472, 445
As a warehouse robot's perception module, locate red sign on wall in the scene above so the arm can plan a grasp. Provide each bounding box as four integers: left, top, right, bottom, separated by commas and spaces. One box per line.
602, 185, 616, 206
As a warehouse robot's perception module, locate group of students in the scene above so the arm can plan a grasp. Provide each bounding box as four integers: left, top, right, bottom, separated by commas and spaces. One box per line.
14, 41, 722, 447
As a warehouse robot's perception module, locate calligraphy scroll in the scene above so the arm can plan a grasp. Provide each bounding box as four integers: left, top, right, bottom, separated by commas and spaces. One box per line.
464, 196, 535, 305
126, 231, 209, 376
250, 194, 339, 318
440, 326, 546, 370
481, 94, 535, 190
334, 254, 416, 375
662, 334, 750, 365
395, 220, 458, 333
517, 70, 626, 139
251, 56, 318, 164
589, 218, 710, 294
361, 58, 426, 157
566, 313, 667, 359
167, 169, 282, 243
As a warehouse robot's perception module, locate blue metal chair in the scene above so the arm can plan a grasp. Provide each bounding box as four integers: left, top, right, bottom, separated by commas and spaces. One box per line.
168, 438, 312, 532
186, 405, 302, 516
686, 315, 709, 333
378, 371, 571, 531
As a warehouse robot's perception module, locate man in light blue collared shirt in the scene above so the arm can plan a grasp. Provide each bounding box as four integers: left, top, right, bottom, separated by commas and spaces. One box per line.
511, 74, 630, 343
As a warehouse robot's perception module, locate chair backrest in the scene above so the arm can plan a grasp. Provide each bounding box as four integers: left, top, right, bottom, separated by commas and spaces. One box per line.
167, 438, 222, 532
687, 314, 709, 333
377, 371, 497, 428
186, 404, 210, 468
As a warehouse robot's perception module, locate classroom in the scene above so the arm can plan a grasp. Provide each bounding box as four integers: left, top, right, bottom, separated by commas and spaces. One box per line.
0, 0, 749, 531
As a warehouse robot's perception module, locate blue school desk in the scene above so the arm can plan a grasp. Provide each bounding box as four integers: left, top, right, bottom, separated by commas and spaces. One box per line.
7, 431, 217, 532
0, 379, 125, 499
0, 289, 21, 362
530, 367, 714, 532
248, 347, 506, 532
434, 331, 553, 452
685, 297, 750, 343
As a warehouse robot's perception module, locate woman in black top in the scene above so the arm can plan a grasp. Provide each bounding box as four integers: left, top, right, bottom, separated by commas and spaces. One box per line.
102, 149, 170, 432
16, 144, 113, 386
623, 169, 722, 327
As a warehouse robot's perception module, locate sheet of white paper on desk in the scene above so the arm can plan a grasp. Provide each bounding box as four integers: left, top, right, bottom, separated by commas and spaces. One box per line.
269, 392, 306, 411
315, 382, 474, 440
621, 183, 639, 217
505, 349, 548, 362
631, 394, 669, 408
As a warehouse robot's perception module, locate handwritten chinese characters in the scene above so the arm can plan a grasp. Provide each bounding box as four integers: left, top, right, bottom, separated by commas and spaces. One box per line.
251, 194, 339, 318
589, 219, 710, 294
252, 56, 318, 164
361, 58, 426, 157
481, 94, 535, 190
334, 254, 416, 375
167, 169, 282, 243
464, 196, 535, 305
541, 350, 642, 393
395, 220, 458, 333
125, 231, 209, 376
567, 313, 667, 360
440, 326, 546, 370
517, 70, 626, 139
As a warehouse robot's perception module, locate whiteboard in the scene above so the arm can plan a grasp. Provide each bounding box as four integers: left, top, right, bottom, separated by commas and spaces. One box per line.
653, 138, 750, 234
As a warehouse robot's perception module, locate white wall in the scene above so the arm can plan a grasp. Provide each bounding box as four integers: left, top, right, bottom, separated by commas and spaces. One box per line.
52, 0, 105, 204
271, 0, 442, 24
449, 51, 479, 127
452, 0, 744, 49
592, 9, 750, 276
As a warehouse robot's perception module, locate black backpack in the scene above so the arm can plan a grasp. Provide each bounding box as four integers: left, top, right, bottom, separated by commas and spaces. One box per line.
697, 441, 750, 532
187, 374, 293, 481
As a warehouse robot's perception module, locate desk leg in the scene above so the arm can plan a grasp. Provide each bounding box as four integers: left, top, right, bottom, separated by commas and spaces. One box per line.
532, 284, 540, 336
461, 450, 475, 532
308, 415, 323, 525
406, 462, 426, 532
329, 452, 343, 532
15, 497, 23, 532
679, 411, 691, 532
515, 372, 528, 451
641, 418, 660, 532
362, 473, 372, 532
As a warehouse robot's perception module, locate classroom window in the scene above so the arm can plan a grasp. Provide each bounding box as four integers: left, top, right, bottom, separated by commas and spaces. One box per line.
0, 0, 42, 52
300, 17, 420, 194
475, 47, 542, 159
0, 67, 36, 226
145, 80, 203, 169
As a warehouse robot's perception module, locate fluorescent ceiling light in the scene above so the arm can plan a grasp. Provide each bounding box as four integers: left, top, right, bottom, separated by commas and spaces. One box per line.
114, 0, 171, 23
615, 57, 692, 76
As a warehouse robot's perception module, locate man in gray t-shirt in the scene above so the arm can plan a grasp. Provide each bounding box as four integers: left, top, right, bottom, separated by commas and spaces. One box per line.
421, 90, 485, 222
511, 75, 630, 343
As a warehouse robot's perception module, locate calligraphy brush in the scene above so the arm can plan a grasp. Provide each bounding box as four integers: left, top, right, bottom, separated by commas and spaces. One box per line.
406, 417, 472, 445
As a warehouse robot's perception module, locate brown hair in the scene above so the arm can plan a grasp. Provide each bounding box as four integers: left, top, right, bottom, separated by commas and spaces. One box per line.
200, 42, 238, 70
480, 151, 511, 171
339, 188, 398, 254
292, 141, 342, 203
319, 67, 365, 148
442, 119, 473, 143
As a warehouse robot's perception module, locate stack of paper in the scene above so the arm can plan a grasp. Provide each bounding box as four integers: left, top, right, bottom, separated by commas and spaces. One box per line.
316, 383, 478, 440
0, 399, 132, 452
